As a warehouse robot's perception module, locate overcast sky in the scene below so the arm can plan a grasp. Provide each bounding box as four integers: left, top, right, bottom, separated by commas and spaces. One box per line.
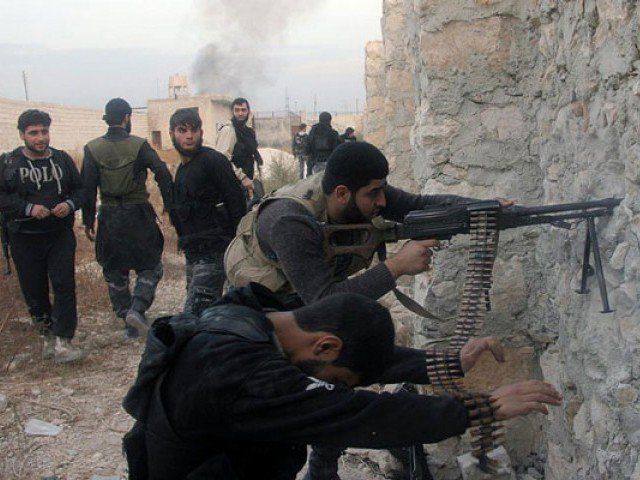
0, 0, 382, 112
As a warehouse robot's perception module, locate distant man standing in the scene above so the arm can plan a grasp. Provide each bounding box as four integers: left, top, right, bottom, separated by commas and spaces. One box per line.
169, 108, 246, 314
306, 112, 340, 174
215, 97, 263, 199
339, 127, 357, 143
292, 123, 309, 179
0, 110, 84, 362
82, 98, 173, 338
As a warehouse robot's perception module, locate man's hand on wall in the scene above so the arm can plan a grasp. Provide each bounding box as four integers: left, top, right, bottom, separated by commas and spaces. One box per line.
30, 204, 50, 220
490, 380, 562, 421
51, 202, 71, 218
459, 336, 505, 373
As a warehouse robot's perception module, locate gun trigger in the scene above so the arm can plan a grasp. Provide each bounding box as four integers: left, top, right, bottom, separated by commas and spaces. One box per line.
551, 220, 572, 229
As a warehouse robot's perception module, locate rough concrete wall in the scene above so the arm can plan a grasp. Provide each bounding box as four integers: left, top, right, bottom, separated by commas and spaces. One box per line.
381, 0, 419, 192
366, 0, 640, 478
254, 114, 301, 152
533, 2, 639, 479
0, 97, 148, 158
363, 40, 387, 149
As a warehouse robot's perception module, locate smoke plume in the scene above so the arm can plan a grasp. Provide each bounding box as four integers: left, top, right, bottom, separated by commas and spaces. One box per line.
192, 0, 322, 97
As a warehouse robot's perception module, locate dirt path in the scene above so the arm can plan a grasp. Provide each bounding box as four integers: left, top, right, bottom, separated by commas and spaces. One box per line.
0, 249, 386, 480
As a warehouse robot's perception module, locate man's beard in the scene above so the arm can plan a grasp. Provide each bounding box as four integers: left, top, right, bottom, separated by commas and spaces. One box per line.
232, 115, 248, 126
342, 195, 369, 224
294, 359, 327, 377
125, 119, 132, 134
24, 139, 49, 156
172, 136, 203, 157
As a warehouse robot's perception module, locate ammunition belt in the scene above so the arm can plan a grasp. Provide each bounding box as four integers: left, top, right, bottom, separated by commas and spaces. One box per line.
428, 207, 503, 473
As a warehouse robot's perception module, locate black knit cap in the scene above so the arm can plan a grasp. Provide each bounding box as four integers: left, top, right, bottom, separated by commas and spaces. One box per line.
322, 141, 389, 194
103, 98, 132, 124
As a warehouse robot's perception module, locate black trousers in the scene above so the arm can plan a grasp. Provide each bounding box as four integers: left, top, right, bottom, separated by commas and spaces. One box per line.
9, 228, 78, 338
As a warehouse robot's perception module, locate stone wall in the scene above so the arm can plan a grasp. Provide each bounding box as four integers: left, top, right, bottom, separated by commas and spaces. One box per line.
366, 1, 640, 478
0, 97, 148, 158
363, 41, 386, 151
254, 113, 301, 152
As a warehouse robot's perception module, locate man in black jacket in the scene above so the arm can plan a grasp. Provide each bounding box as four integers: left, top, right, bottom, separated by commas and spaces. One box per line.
82, 98, 173, 338
122, 284, 561, 480
168, 108, 246, 314
306, 112, 340, 174
0, 110, 85, 363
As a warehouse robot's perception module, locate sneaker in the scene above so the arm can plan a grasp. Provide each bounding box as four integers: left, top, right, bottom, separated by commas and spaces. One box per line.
42, 333, 55, 360
125, 310, 149, 336
124, 325, 139, 339
53, 337, 85, 364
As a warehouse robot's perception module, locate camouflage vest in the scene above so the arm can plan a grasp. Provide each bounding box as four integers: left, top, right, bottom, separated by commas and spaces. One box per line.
224, 174, 372, 295
86, 135, 148, 205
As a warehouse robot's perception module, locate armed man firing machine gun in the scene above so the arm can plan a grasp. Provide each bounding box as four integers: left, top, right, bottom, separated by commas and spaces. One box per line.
323, 197, 622, 476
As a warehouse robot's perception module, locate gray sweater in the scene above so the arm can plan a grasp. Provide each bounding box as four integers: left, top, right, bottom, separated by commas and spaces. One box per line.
256, 185, 474, 305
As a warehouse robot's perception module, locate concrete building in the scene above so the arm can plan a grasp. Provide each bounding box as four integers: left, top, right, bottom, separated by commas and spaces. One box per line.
168, 74, 190, 99
146, 95, 231, 150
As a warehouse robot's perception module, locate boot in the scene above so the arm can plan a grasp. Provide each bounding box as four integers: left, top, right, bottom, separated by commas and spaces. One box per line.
53, 337, 85, 364
125, 309, 149, 336
42, 333, 55, 360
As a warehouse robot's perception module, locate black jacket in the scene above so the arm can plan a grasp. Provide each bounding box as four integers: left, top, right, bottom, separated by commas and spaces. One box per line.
306, 123, 340, 163
122, 284, 469, 480
0, 147, 84, 234
169, 146, 246, 259
81, 127, 172, 271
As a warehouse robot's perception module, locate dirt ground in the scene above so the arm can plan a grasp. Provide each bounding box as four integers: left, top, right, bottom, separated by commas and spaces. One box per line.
0, 218, 385, 480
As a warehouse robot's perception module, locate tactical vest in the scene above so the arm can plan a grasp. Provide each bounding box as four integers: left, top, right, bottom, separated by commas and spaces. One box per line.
224, 174, 372, 295
86, 136, 148, 205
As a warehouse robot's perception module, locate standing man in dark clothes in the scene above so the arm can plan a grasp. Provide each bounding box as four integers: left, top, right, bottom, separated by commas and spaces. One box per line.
215, 97, 263, 199
122, 284, 561, 480
82, 98, 173, 338
0, 110, 84, 363
168, 108, 246, 314
306, 111, 340, 174
339, 127, 357, 143
293, 123, 309, 179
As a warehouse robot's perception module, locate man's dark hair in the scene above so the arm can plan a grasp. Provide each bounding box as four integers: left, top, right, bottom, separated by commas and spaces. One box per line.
321, 141, 389, 195
319, 111, 332, 124
299, 123, 307, 129
169, 108, 203, 131
294, 293, 395, 385
103, 98, 132, 126
17, 110, 51, 132
345, 127, 354, 135
232, 97, 250, 110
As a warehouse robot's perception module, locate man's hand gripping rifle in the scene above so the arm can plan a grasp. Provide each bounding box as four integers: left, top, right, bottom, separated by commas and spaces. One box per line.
323, 197, 622, 313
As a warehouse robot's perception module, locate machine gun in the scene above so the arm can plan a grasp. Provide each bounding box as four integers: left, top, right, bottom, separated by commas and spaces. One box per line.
323, 197, 622, 313
323, 197, 621, 477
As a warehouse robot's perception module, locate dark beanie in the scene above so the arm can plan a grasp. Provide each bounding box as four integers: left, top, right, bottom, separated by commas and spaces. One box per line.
103, 98, 132, 124
322, 142, 389, 194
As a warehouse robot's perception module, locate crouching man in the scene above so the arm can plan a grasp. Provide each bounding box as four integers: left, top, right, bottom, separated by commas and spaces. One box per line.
122, 284, 561, 480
